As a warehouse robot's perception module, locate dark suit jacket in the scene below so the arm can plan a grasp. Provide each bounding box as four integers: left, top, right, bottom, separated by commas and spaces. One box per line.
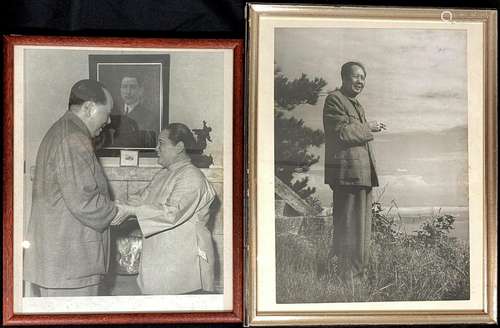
123, 104, 158, 133
323, 89, 379, 187
100, 104, 158, 148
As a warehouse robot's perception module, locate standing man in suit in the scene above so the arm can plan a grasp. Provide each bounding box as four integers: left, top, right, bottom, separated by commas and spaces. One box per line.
24, 79, 124, 296
323, 61, 386, 280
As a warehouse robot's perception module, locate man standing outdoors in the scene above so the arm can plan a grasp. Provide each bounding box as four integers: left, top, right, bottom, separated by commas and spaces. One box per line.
24, 79, 121, 296
323, 62, 386, 280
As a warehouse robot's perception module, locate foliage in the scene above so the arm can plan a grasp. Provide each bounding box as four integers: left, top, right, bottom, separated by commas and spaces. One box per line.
305, 195, 323, 213
274, 69, 326, 200
275, 202, 470, 303
371, 201, 400, 245
275, 72, 327, 111
416, 214, 455, 246
275, 112, 324, 199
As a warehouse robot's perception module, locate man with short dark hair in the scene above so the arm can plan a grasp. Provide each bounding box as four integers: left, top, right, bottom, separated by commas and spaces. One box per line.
323, 61, 386, 279
24, 79, 122, 296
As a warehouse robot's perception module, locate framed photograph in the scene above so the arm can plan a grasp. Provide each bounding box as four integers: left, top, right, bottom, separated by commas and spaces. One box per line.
89, 54, 170, 155
3, 36, 244, 325
247, 4, 497, 325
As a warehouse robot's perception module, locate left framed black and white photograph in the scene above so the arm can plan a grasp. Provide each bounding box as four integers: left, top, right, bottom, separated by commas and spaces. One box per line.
3, 36, 244, 325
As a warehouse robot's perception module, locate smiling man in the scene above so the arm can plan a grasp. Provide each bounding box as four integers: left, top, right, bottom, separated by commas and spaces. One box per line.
323, 61, 386, 281
24, 79, 121, 296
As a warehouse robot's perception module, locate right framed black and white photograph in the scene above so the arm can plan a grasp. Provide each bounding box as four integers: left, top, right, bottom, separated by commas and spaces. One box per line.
247, 4, 497, 325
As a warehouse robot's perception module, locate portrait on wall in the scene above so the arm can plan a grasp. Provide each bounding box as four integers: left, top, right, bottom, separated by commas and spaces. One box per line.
3, 37, 243, 324
89, 54, 169, 155
247, 4, 497, 325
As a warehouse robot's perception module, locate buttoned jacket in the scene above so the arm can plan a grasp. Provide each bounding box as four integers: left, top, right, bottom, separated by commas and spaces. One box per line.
24, 111, 117, 288
323, 89, 379, 187
133, 158, 216, 294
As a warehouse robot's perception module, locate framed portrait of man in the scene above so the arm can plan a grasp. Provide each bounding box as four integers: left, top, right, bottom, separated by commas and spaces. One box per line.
246, 4, 497, 326
3, 36, 244, 325
89, 54, 169, 155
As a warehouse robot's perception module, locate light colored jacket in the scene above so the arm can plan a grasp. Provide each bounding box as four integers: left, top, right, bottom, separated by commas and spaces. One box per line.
133, 157, 216, 294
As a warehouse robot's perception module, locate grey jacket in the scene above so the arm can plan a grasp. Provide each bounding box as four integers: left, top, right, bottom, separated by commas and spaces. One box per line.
24, 111, 117, 288
323, 89, 379, 187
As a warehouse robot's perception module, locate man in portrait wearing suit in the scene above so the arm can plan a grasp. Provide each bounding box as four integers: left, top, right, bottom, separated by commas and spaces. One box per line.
101, 75, 158, 148
323, 61, 386, 280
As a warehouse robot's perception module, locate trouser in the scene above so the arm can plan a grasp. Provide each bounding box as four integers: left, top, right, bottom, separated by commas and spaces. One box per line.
35, 284, 99, 297
330, 185, 372, 275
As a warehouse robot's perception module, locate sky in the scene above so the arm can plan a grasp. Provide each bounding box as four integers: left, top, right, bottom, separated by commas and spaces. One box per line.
275, 28, 469, 207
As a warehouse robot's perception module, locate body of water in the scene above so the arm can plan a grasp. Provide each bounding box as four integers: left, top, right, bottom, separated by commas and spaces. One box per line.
382, 206, 469, 241
319, 206, 469, 242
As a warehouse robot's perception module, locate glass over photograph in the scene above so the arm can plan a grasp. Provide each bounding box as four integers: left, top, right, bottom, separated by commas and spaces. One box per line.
274, 28, 470, 304
13, 45, 234, 314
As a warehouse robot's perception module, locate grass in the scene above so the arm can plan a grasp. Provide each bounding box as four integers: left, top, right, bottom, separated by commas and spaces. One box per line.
275, 203, 470, 303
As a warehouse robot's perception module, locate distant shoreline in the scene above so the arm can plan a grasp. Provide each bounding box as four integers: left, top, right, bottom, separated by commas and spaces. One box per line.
314, 205, 469, 241
382, 206, 468, 219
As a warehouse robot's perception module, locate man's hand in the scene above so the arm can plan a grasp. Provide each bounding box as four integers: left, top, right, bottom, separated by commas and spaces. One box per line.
111, 203, 135, 226
368, 121, 386, 132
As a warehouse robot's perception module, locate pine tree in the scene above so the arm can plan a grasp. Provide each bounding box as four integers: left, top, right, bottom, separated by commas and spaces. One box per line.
274, 68, 327, 202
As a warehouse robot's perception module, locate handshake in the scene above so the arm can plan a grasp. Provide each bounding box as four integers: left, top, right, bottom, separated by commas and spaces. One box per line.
111, 200, 137, 226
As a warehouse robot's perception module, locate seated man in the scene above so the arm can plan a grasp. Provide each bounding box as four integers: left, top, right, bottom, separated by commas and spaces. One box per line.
114, 123, 216, 294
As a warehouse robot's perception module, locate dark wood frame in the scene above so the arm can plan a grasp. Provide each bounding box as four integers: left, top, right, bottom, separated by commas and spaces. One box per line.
89, 54, 170, 156
2, 35, 244, 325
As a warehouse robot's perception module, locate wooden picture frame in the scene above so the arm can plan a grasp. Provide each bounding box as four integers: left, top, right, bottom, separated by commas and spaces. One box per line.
3, 36, 244, 325
246, 4, 497, 325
